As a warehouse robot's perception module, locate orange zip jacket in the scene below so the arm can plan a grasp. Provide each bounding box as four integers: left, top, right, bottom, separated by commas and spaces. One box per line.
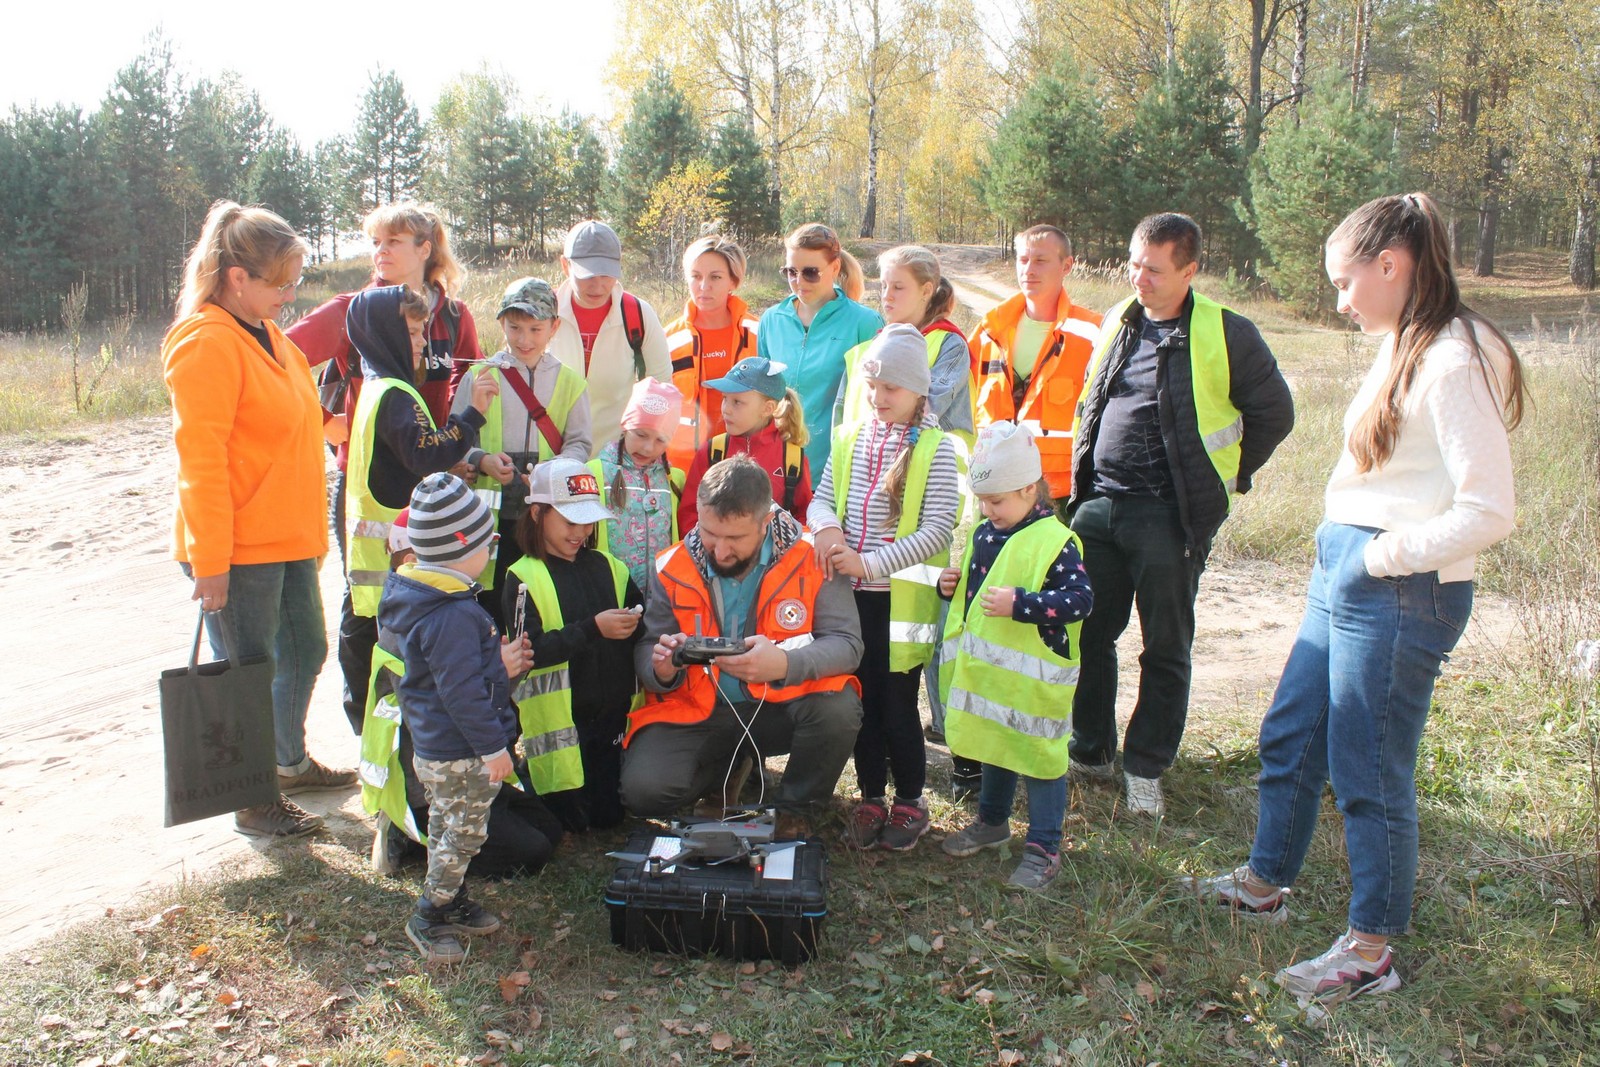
969, 291, 1103, 499
662, 294, 760, 473
164, 304, 329, 577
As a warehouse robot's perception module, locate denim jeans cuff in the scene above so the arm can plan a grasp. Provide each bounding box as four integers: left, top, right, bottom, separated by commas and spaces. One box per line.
1348, 920, 1410, 938
278, 756, 311, 776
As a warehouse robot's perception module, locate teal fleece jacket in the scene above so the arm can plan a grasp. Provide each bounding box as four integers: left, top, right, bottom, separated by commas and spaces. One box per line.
756, 287, 883, 485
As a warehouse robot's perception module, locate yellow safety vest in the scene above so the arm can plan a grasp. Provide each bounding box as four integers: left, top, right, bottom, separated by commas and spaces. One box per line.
839, 330, 975, 450
939, 518, 1082, 779
359, 644, 427, 846
504, 552, 635, 793
831, 422, 949, 672
346, 377, 433, 617
1074, 293, 1243, 496
461, 361, 587, 590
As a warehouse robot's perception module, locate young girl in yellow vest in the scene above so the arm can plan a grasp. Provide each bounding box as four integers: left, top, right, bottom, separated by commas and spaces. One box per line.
591, 377, 687, 593
938, 422, 1093, 889
451, 277, 592, 627
809, 324, 962, 852
677, 357, 811, 532
502, 457, 644, 833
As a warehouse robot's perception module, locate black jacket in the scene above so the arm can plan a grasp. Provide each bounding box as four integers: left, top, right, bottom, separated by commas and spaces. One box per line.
1068, 290, 1294, 549
349, 285, 485, 509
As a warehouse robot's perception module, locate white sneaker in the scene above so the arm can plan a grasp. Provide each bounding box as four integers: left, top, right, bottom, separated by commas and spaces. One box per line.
1276, 933, 1402, 1004
1123, 772, 1165, 816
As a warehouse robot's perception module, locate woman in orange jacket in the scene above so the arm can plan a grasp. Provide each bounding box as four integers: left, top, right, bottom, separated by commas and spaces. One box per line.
662, 235, 761, 473
163, 200, 354, 841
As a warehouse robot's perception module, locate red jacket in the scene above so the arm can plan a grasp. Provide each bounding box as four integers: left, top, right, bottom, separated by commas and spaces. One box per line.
286, 285, 482, 470
678, 420, 811, 533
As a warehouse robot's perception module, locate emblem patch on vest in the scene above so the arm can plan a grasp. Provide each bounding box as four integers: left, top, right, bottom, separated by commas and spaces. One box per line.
775, 598, 808, 631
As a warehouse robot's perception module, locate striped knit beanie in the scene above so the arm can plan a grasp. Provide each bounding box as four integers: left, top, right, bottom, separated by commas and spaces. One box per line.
407, 473, 495, 566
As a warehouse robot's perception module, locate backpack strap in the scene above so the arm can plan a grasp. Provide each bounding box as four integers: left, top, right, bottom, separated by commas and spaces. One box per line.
781, 441, 804, 513
709, 432, 728, 465
620, 291, 646, 381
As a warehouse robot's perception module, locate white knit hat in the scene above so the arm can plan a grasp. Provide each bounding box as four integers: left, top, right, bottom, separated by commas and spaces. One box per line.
858, 323, 930, 396
969, 420, 1042, 494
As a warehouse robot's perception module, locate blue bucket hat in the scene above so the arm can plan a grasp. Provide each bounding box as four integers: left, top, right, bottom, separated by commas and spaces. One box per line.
703, 356, 789, 400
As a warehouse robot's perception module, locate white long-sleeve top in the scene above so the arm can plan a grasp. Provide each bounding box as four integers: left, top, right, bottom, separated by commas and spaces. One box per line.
807, 416, 962, 592
1324, 319, 1516, 583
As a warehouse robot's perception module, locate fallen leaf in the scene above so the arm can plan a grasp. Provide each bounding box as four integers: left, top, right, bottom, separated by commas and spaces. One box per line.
497, 978, 522, 1004
361, 933, 378, 947
107, 1053, 129, 1067
931, 935, 946, 953
112, 982, 135, 999
74, 1057, 104, 1067
526, 1007, 543, 1031
40, 1013, 69, 1030
897, 1052, 935, 1064
216, 990, 239, 1007
619, 1038, 638, 1052
997, 1051, 1024, 1066
1134, 981, 1156, 1004
213, 1019, 233, 1032
190, 944, 212, 960
484, 1029, 512, 1048
613, 1025, 632, 1040
710, 1032, 734, 1052
131, 905, 187, 932
737, 961, 756, 975
599, 990, 620, 1002
973, 988, 997, 1006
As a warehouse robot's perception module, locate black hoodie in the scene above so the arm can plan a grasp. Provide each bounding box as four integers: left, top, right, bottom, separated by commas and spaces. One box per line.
349, 285, 486, 510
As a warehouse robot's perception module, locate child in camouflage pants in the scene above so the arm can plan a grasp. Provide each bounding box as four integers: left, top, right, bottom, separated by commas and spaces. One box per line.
378, 473, 521, 964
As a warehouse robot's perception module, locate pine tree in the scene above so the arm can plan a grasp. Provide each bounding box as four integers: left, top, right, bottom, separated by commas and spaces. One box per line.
175, 74, 270, 209
708, 118, 778, 240
246, 130, 319, 239
612, 66, 705, 236
429, 72, 527, 256
1252, 77, 1394, 314
352, 69, 426, 210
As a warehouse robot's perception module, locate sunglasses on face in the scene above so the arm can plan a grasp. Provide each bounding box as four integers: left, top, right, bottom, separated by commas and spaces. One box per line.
780, 266, 826, 282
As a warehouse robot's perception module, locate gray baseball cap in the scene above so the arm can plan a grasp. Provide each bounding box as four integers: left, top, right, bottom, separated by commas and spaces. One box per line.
563, 220, 623, 279
498, 277, 558, 320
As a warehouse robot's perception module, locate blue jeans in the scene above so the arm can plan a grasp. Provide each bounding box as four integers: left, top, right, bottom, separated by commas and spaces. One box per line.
187, 559, 329, 772
978, 766, 1068, 853
1248, 522, 1472, 936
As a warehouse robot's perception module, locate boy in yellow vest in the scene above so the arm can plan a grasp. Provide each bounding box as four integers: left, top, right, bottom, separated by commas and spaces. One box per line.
937, 422, 1094, 890
452, 277, 592, 625
379, 473, 516, 965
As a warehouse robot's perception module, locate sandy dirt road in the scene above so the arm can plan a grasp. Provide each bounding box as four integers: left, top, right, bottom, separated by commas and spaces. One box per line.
0, 252, 1518, 956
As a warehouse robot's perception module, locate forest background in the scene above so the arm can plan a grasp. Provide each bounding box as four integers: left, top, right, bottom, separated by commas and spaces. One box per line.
5, 0, 1600, 334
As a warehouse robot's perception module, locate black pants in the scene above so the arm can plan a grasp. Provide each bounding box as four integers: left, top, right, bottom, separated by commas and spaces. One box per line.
851, 590, 927, 801
1068, 494, 1209, 779
338, 588, 378, 736
620, 688, 862, 817
541, 706, 627, 834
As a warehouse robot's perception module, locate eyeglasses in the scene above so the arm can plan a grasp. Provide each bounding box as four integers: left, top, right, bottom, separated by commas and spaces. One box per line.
277, 276, 304, 296
780, 266, 825, 283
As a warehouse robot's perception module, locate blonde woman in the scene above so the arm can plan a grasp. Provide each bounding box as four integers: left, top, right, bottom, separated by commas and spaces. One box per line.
662, 235, 761, 472
163, 200, 354, 839
757, 223, 884, 484
1190, 193, 1528, 1004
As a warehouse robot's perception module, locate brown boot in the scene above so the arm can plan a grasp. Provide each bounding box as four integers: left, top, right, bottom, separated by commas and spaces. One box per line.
693, 754, 754, 818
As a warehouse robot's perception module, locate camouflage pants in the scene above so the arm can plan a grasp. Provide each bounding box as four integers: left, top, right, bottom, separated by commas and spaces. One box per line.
413, 757, 498, 906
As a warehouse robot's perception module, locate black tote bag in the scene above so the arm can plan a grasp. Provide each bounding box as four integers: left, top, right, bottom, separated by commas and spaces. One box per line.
159, 608, 278, 826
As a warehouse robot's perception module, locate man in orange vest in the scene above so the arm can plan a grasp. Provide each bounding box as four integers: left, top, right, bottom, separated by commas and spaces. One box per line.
621, 456, 864, 839
969, 224, 1103, 505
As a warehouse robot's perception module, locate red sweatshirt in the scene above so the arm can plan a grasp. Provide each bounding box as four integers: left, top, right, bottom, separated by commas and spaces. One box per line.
677, 420, 812, 533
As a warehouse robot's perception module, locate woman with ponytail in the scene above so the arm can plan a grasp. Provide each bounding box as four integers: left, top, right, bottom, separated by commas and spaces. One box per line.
1189, 192, 1527, 1005
809, 324, 961, 853
838, 245, 974, 438
163, 200, 353, 839
758, 223, 884, 485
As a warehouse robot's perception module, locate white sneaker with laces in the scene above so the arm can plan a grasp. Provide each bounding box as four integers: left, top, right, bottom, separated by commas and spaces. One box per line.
1182, 864, 1290, 921
1123, 772, 1165, 816
1276, 933, 1402, 1004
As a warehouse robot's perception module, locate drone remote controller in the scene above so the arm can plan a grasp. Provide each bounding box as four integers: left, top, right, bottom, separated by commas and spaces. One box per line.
672, 614, 746, 666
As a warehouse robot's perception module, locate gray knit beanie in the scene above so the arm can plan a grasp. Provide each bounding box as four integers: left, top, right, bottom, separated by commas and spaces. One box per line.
858, 323, 931, 396
407, 473, 496, 566
969, 420, 1042, 494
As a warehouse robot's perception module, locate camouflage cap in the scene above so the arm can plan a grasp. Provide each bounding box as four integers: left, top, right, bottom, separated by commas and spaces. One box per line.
498, 277, 558, 320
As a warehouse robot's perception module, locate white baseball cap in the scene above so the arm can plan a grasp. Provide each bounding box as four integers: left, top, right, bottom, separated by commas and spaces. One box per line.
526, 457, 616, 525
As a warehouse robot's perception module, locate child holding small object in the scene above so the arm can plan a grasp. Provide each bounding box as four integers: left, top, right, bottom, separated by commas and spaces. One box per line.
808, 324, 961, 852
590, 377, 687, 593
503, 457, 646, 833
451, 277, 592, 622
378, 473, 518, 965
938, 422, 1093, 890
678, 356, 811, 532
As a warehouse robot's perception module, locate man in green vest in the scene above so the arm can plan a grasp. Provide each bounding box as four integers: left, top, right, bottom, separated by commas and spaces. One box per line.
1066, 213, 1294, 817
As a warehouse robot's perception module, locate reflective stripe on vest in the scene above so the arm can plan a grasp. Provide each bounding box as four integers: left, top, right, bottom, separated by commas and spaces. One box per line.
359, 645, 427, 845
505, 552, 632, 793
346, 377, 432, 617
1075, 293, 1242, 497
467, 362, 587, 590
588, 455, 684, 560
938, 518, 1082, 780
832, 422, 948, 672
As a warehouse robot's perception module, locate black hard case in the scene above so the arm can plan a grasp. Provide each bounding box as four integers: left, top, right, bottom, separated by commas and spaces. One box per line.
603, 830, 828, 965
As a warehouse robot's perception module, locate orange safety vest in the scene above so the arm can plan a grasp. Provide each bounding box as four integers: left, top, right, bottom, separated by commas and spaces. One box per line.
969, 291, 1102, 500
663, 294, 760, 473
624, 531, 859, 745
